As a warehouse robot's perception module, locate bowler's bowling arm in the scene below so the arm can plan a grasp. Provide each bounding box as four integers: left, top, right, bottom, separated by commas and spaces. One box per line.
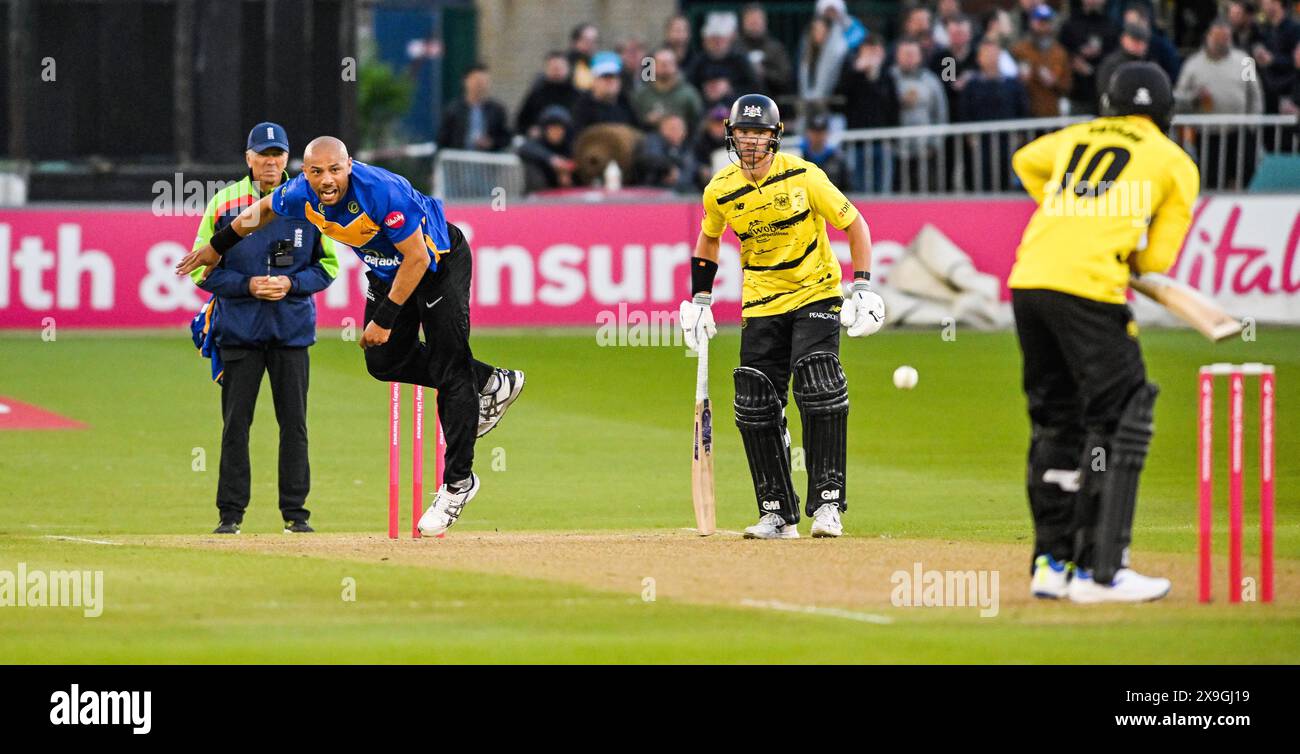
175, 194, 277, 276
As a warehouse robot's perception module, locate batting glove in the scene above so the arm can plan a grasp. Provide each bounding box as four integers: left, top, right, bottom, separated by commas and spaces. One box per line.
840, 280, 885, 337
679, 293, 717, 352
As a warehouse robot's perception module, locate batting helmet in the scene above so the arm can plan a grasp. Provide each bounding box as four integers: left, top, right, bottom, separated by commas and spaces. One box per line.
1101, 61, 1174, 133
725, 93, 784, 165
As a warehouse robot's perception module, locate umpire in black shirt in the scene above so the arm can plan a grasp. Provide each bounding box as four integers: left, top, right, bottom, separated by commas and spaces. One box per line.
189, 123, 340, 533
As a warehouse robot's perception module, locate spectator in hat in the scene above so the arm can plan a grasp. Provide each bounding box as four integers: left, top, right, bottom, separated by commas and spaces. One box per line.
1096, 22, 1152, 111
516, 51, 580, 137
634, 113, 696, 192
1012, 4, 1074, 117
633, 47, 704, 131
738, 3, 794, 97
798, 112, 851, 189
686, 11, 758, 95
817, 0, 868, 54
1122, 3, 1181, 81
1060, 0, 1120, 114
437, 64, 512, 152
571, 51, 637, 134
517, 106, 577, 192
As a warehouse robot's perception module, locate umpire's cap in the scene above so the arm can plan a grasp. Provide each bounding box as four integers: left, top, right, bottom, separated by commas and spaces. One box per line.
247, 122, 290, 152
1101, 62, 1173, 132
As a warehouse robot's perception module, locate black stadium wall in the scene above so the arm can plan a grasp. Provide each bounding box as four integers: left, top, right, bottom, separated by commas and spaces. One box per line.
3, 0, 359, 199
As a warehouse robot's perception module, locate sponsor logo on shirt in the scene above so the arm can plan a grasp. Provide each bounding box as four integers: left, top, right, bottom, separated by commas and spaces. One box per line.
362, 254, 401, 268
384, 211, 405, 230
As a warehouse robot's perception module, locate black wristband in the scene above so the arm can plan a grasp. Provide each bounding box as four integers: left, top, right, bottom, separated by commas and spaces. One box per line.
691, 257, 719, 295
371, 297, 402, 330
210, 223, 243, 256
854, 270, 871, 281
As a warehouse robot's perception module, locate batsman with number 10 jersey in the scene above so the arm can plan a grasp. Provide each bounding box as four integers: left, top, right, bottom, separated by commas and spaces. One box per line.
680, 94, 884, 541
1010, 62, 1199, 603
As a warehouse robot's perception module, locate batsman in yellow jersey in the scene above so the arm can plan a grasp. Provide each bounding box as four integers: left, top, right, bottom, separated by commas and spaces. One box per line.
1010, 62, 1199, 603
679, 94, 884, 540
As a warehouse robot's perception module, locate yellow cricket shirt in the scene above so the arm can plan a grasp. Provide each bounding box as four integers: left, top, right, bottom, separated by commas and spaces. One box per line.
701, 152, 858, 316
1009, 115, 1200, 304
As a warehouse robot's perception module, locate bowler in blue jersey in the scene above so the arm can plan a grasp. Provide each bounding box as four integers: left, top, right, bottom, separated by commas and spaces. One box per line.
178, 136, 525, 534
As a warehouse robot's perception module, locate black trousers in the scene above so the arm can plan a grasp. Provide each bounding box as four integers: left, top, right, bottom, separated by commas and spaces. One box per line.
363, 237, 495, 483
741, 296, 844, 517
740, 296, 843, 404
1012, 288, 1147, 565
216, 346, 311, 524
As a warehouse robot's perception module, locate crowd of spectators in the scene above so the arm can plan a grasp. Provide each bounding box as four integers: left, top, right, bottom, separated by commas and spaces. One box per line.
434, 1, 1300, 194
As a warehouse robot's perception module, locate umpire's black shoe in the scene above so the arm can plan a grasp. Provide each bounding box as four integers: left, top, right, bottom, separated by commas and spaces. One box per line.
213, 522, 241, 535
283, 520, 314, 533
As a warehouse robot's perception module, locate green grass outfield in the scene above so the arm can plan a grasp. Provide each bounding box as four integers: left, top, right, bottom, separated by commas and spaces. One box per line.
0, 326, 1296, 663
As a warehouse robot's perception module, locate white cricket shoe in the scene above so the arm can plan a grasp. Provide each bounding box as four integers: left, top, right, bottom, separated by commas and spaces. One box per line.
478, 369, 525, 438
1030, 554, 1072, 599
810, 504, 843, 538
1067, 567, 1171, 604
418, 474, 480, 536
743, 513, 800, 540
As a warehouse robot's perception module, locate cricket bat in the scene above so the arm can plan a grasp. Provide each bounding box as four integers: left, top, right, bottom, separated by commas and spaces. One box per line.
1130, 273, 1243, 342
691, 339, 716, 536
